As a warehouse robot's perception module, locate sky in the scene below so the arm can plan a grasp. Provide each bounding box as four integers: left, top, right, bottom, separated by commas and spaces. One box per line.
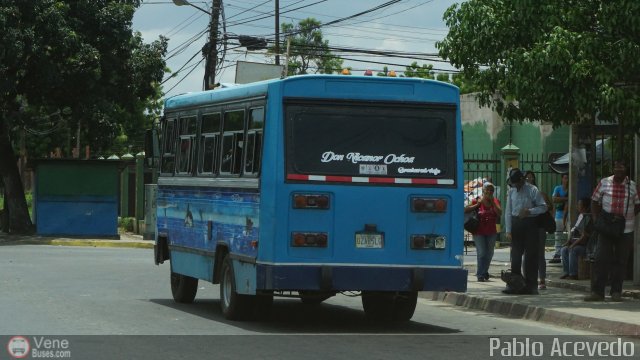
132, 0, 460, 98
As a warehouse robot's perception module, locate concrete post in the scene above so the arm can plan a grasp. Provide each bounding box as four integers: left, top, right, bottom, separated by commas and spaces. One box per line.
499, 143, 520, 245
120, 153, 134, 218
634, 135, 639, 286
135, 152, 145, 234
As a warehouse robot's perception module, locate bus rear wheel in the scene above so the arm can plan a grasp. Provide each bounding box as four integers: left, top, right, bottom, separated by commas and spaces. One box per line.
170, 271, 198, 303
361, 291, 417, 322
220, 255, 250, 320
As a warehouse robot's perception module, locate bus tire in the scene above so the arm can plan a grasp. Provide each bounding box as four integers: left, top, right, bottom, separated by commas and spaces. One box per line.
362, 291, 417, 322
220, 255, 250, 320
392, 291, 418, 322
170, 271, 198, 303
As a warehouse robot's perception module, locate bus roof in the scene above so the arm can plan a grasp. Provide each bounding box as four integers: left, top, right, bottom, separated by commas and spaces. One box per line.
164, 75, 459, 111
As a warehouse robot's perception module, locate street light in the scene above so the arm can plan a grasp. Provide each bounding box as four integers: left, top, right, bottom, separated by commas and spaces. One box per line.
172, 0, 210, 15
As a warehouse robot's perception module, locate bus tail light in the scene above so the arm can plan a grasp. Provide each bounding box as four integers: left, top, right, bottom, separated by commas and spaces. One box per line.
293, 194, 330, 209
291, 232, 328, 247
411, 234, 446, 250
411, 197, 447, 212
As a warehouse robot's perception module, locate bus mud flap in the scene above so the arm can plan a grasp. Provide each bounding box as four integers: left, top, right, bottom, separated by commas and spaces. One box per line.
411, 268, 424, 291
320, 266, 333, 290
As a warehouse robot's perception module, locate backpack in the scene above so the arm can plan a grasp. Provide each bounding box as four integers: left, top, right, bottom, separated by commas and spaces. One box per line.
501, 269, 527, 293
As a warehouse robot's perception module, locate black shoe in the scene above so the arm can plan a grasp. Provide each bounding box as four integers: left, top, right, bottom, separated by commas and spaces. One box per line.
502, 288, 518, 295
478, 278, 486, 282
548, 256, 561, 264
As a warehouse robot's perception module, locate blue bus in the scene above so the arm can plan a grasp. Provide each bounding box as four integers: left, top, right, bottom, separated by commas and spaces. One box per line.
150, 74, 467, 321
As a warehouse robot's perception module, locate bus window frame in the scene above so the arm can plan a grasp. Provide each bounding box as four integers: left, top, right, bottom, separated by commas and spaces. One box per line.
283, 98, 458, 186
197, 111, 222, 176
160, 117, 177, 175
219, 108, 246, 176
243, 106, 265, 177
175, 114, 198, 176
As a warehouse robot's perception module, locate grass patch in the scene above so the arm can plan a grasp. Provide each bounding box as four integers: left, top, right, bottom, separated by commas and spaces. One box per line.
118, 217, 136, 232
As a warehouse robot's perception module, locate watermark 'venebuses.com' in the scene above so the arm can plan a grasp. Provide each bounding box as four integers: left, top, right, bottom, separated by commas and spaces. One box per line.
490, 337, 635, 357
7, 336, 72, 359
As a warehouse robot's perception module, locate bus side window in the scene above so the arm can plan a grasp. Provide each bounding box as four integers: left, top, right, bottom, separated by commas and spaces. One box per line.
220, 110, 244, 175
198, 112, 221, 175
160, 119, 176, 174
176, 116, 197, 174
244, 107, 264, 175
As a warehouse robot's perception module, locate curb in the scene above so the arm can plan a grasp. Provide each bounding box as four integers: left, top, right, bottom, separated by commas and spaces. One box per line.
421, 291, 640, 337
0, 239, 154, 249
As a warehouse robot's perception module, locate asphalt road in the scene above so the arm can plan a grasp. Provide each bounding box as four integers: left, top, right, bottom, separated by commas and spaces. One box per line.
0, 245, 624, 359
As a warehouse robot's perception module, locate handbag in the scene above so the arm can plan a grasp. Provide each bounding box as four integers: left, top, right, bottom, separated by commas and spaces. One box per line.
593, 211, 625, 239
501, 269, 526, 293
536, 211, 556, 234
463, 209, 480, 233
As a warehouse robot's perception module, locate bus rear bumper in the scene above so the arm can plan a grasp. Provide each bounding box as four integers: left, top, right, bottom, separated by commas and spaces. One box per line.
256, 265, 467, 293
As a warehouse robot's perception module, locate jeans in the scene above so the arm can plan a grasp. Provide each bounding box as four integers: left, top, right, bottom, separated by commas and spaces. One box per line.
473, 233, 497, 279
553, 218, 565, 256
561, 245, 586, 276
591, 232, 633, 296
537, 228, 547, 281
510, 217, 539, 291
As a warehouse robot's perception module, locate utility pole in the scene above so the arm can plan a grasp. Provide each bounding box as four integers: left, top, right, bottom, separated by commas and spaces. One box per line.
275, 0, 280, 65
204, 0, 221, 90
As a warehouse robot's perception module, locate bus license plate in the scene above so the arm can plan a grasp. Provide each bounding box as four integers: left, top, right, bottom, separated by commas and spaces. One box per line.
359, 164, 387, 175
355, 233, 383, 248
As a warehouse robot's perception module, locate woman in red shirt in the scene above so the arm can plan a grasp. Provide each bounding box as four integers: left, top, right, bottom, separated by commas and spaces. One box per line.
464, 182, 502, 281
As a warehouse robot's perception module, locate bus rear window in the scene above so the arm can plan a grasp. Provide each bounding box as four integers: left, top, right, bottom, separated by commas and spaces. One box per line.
285, 102, 456, 182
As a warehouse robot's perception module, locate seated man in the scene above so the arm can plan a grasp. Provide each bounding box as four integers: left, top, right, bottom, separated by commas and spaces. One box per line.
560, 198, 592, 280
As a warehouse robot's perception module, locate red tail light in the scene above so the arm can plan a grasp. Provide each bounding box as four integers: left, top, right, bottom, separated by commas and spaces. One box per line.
291, 232, 328, 247
411, 197, 447, 212
293, 194, 330, 209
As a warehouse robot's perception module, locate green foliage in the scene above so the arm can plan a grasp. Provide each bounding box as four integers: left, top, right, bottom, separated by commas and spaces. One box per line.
436, 0, 640, 134
402, 62, 480, 94
0, 1, 168, 158
404, 62, 435, 79
272, 18, 343, 76
118, 217, 135, 232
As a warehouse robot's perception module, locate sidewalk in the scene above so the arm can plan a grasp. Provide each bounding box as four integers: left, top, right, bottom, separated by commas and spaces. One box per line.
422, 250, 640, 337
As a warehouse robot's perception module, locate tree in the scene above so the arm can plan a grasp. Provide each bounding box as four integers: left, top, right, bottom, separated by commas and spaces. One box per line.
436, 0, 640, 137
0, 1, 167, 234
404, 62, 435, 79
402, 62, 479, 94
274, 18, 343, 76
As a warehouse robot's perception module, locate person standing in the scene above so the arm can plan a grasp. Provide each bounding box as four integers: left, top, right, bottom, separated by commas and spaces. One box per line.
585, 159, 640, 302
503, 168, 548, 295
524, 171, 553, 290
464, 182, 501, 282
549, 174, 569, 263
560, 198, 592, 280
